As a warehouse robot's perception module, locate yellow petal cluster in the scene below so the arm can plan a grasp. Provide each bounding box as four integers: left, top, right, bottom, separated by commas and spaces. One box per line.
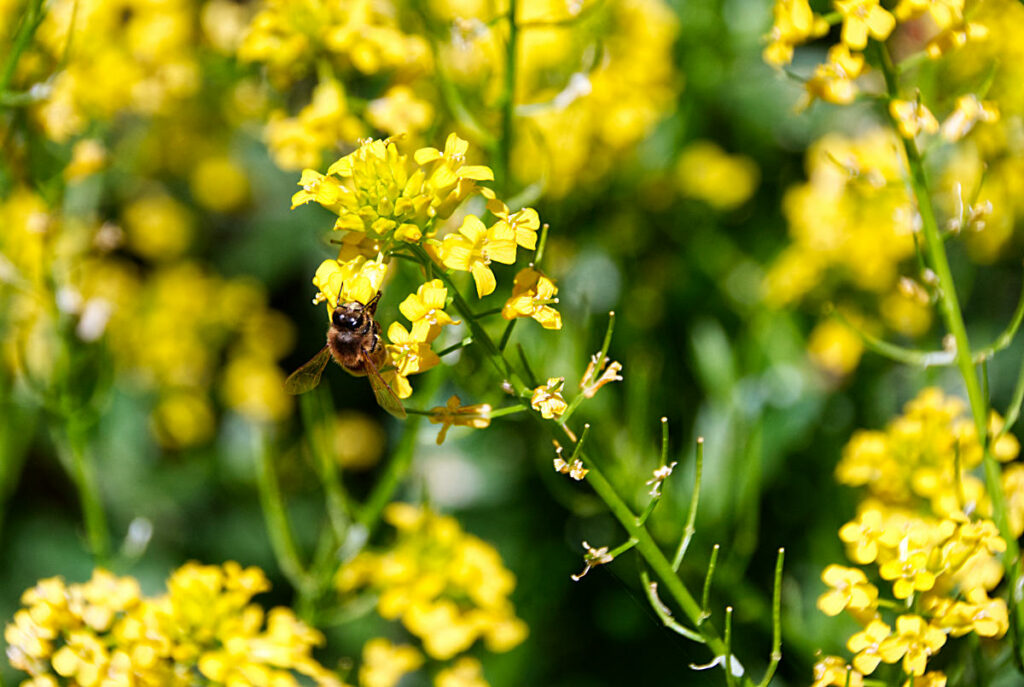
5, 564, 345, 687
336, 504, 528, 661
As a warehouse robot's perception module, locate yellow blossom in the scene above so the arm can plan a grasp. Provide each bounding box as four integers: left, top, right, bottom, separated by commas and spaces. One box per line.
675, 141, 760, 209
878, 614, 946, 676
312, 256, 387, 311
358, 638, 423, 687
531, 377, 567, 419
399, 279, 459, 342
802, 44, 865, 108
835, 0, 896, 50
486, 198, 540, 250
335, 505, 527, 660
64, 139, 107, 181
579, 353, 623, 398
847, 618, 891, 674
941, 95, 1000, 142
889, 99, 940, 139
429, 395, 492, 444
817, 565, 879, 616
439, 215, 517, 298
435, 657, 489, 687
501, 267, 562, 329
811, 656, 863, 687
762, 0, 829, 68
367, 85, 434, 138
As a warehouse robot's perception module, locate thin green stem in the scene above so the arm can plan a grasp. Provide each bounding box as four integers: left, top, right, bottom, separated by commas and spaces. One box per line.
577, 448, 741, 676
63, 415, 110, 564
438, 337, 474, 357
701, 544, 720, 622
639, 567, 706, 642
757, 548, 785, 687
997, 357, 1024, 440
253, 427, 314, 593
300, 391, 351, 540
0, 0, 45, 104
673, 437, 704, 571
879, 39, 1023, 659
560, 311, 616, 425
973, 276, 1024, 361
498, 0, 520, 195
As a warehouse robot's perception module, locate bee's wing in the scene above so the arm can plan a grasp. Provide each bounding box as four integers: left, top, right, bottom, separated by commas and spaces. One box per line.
284, 346, 332, 394
362, 349, 407, 419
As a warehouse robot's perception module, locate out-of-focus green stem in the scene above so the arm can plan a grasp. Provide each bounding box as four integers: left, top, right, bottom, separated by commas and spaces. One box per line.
497, 0, 520, 194
59, 415, 110, 565
0, 0, 45, 102
253, 427, 314, 594
878, 41, 1023, 658
299, 391, 351, 540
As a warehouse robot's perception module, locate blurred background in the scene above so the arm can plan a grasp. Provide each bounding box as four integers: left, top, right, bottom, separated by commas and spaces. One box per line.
3, 0, 1024, 684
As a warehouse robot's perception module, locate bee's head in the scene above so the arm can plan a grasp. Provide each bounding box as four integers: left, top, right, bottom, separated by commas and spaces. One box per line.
332, 306, 361, 330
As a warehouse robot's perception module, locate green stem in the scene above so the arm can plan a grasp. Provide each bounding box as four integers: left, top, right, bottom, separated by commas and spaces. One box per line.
0, 0, 45, 104
63, 415, 110, 565
672, 437, 704, 571
498, 0, 520, 194
254, 427, 314, 593
577, 448, 749, 682
878, 40, 1023, 659
299, 391, 351, 541
356, 368, 439, 537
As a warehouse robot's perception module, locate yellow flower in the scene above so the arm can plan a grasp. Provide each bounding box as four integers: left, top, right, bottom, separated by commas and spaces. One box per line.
439, 215, 517, 298
934, 588, 1008, 638
889, 99, 940, 139
415, 133, 495, 218
808, 318, 864, 378
762, 0, 829, 67
802, 44, 865, 108
835, 0, 896, 50
429, 395, 492, 444
358, 638, 423, 687
501, 267, 562, 329
817, 565, 878, 616
335, 505, 527, 661
531, 377, 568, 419
486, 198, 540, 250
64, 139, 107, 181
675, 141, 760, 210
384, 322, 440, 399
313, 256, 388, 311
903, 672, 947, 687
941, 95, 1000, 142
847, 618, 891, 675
399, 279, 459, 342
878, 547, 937, 599
122, 192, 194, 261
190, 155, 250, 212
367, 85, 434, 138
435, 657, 489, 687
894, 0, 963, 29
811, 656, 863, 687
878, 614, 946, 676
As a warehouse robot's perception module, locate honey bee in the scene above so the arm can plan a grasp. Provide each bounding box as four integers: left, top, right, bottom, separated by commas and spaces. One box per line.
284, 290, 406, 419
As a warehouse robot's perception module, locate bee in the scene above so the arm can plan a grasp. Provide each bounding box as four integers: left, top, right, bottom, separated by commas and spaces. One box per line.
284, 290, 406, 419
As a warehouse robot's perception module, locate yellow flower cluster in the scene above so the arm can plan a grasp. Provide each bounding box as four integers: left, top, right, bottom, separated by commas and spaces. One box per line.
0, 185, 294, 449
762, 130, 935, 376
764, 0, 986, 107
294, 134, 560, 400
22, 0, 199, 142
336, 503, 528, 662
815, 388, 1022, 683
5, 563, 344, 686
236, 0, 678, 195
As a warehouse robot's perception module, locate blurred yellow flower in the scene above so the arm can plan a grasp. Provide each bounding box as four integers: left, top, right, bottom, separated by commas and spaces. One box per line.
435, 657, 490, 687
808, 319, 864, 378
190, 155, 250, 212
122, 193, 194, 261
889, 99, 940, 139
358, 638, 423, 687
675, 141, 759, 210
835, 0, 896, 50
